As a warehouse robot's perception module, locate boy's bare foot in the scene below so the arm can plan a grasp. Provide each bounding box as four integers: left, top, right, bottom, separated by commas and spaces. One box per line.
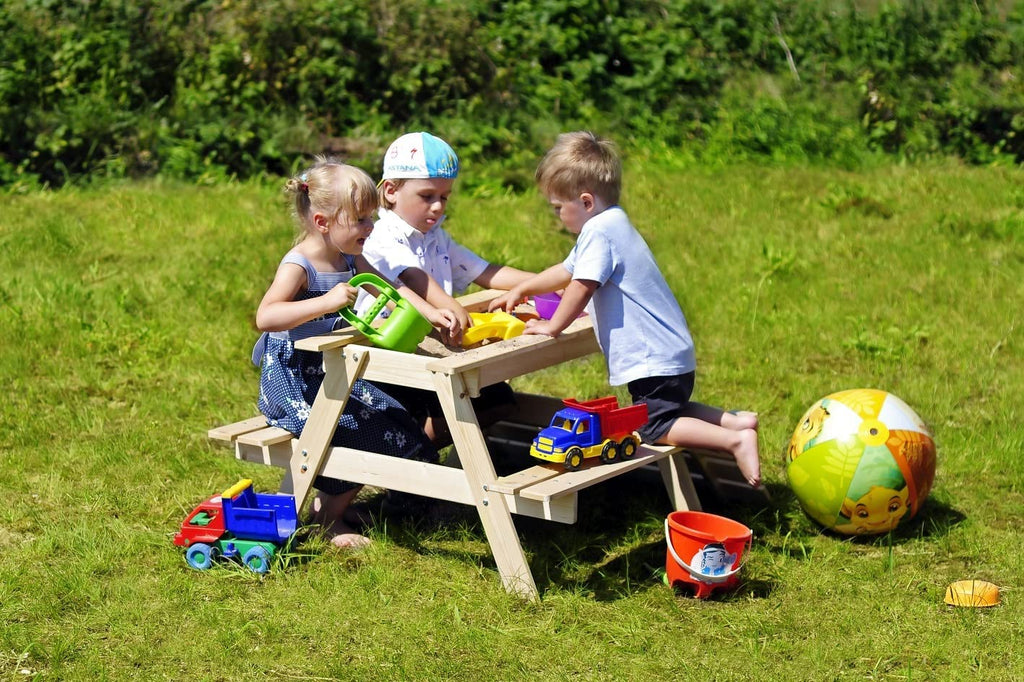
724, 410, 759, 432
734, 428, 762, 488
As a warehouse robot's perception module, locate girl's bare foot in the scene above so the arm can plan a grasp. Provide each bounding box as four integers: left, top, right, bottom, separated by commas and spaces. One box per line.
343, 503, 373, 529
734, 428, 761, 488
329, 529, 371, 550
311, 491, 370, 549
317, 518, 370, 549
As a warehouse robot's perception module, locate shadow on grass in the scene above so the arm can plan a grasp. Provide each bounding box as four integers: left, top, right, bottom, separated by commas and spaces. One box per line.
736, 485, 968, 566
833, 496, 968, 545
287, 474, 966, 600
278, 526, 346, 569
358, 467, 781, 601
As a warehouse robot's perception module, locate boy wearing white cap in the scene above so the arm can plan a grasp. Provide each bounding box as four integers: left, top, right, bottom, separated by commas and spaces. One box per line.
362, 132, 534, 447
362, 132, 534, 333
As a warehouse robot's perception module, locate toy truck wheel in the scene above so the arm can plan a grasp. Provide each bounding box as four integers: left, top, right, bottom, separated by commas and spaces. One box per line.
564, 447, 585, 470
619, 436, 639, 459
243, 546, 272, 574
185, 543, 215, 570
600, 440, 619, 464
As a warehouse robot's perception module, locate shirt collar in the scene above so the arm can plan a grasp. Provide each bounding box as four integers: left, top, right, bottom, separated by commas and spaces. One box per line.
378, 208, 446, 238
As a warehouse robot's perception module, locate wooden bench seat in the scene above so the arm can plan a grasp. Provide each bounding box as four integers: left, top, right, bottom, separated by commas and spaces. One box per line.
209, 417, 296, 467
494, 444, 681, 501
207, 411, 765, 523
210, 415, 681, 492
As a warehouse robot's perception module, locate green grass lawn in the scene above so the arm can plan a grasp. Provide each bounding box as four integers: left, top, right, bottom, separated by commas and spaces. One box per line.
1, 160, 1021, 680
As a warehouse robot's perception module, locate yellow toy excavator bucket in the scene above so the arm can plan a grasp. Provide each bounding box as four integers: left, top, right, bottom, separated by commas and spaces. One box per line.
944, 580, 1000, 607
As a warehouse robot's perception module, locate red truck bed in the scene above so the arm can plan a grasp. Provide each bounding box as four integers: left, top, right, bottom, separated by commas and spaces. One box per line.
561, 397, 648, 438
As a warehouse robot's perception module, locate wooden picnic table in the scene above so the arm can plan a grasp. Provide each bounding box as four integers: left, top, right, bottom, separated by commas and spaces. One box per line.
211, 289, 718, 600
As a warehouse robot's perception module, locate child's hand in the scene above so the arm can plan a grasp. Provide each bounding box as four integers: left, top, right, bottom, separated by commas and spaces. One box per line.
523, 318, 560, 338
451, 303, 472, 341
488, 290, 524, 314
430, 308, 463, 346
324, 283, 360, 311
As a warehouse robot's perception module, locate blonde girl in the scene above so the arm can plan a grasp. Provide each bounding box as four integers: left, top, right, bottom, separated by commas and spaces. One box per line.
253, 158, 459, 548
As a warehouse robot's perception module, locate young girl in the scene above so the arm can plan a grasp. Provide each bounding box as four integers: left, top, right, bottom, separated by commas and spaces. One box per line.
253, 158, 460, 548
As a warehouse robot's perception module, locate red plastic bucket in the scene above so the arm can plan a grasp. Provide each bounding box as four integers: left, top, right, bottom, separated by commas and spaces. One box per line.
665, 510, 752, 598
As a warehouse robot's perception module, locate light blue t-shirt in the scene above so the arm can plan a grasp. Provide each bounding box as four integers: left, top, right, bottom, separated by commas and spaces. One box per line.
563, 206, 696, 386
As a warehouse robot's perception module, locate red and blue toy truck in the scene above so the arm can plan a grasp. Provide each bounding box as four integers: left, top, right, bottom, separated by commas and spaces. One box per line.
173, 479, 297, 574
530, 397, 648, 470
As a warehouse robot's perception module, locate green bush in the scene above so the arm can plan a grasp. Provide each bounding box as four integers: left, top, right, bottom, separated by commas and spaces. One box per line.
704, 85, 870, 166
1, 0, 1022, 188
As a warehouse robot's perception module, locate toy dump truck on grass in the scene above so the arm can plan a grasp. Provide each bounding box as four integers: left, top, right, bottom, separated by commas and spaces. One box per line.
530, 397, 648, 470
173, 479, 297, 574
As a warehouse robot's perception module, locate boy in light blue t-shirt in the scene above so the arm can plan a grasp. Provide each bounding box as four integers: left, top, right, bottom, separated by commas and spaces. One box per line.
490, 131, 761, 487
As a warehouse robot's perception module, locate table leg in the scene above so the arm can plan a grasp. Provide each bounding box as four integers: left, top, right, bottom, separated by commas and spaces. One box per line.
290, 346, 369, 514
432, 370, 540, 600
657, 451, 702, 512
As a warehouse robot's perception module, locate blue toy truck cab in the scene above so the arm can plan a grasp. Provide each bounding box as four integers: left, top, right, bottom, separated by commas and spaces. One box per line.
542, 407, 602, 450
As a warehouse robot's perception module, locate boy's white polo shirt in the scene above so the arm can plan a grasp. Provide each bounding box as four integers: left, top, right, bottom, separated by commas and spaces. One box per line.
360, 209, 488, 308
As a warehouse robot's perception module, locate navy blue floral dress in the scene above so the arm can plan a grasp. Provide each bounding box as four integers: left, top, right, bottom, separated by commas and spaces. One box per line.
253, 251, 437, 495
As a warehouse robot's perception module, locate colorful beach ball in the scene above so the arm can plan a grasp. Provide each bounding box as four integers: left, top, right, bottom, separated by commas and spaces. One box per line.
787, 389, 936, 535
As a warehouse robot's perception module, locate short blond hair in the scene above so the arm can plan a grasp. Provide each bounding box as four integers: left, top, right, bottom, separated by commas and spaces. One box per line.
377, 178, 407, 211
285, 157, 377, 238
535, 131, 621, 206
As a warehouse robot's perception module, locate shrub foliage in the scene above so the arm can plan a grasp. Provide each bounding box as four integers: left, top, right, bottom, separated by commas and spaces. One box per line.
2, 0, 1023, 187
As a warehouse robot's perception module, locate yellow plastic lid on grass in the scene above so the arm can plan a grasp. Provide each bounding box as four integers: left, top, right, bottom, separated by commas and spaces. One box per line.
944, 580, 1000, 607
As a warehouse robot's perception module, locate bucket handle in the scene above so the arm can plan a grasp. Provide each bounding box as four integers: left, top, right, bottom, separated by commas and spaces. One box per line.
664, 518, 750, 584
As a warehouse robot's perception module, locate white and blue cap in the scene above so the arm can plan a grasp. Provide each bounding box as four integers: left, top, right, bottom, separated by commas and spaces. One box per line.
381, 132, 459, 180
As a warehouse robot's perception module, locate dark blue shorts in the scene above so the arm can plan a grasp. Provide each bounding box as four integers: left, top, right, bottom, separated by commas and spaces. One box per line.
627, 372, 696, 443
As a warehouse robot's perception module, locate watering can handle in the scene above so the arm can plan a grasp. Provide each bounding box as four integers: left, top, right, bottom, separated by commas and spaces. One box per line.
337, 273, 402, 334
664, 518, 749, 583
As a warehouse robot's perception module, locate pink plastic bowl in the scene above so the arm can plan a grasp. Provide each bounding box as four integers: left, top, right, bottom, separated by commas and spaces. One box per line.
533, 292, 562, 320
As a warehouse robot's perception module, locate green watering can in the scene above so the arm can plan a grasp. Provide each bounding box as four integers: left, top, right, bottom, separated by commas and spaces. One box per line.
338, 273, 432, 353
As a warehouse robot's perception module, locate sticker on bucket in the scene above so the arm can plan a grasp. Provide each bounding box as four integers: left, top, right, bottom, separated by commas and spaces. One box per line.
688, 542, 739, 580
664, 510, 752, 598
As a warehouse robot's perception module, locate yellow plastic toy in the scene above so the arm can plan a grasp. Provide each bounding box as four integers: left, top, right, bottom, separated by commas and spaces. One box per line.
462, 311, 526, 347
